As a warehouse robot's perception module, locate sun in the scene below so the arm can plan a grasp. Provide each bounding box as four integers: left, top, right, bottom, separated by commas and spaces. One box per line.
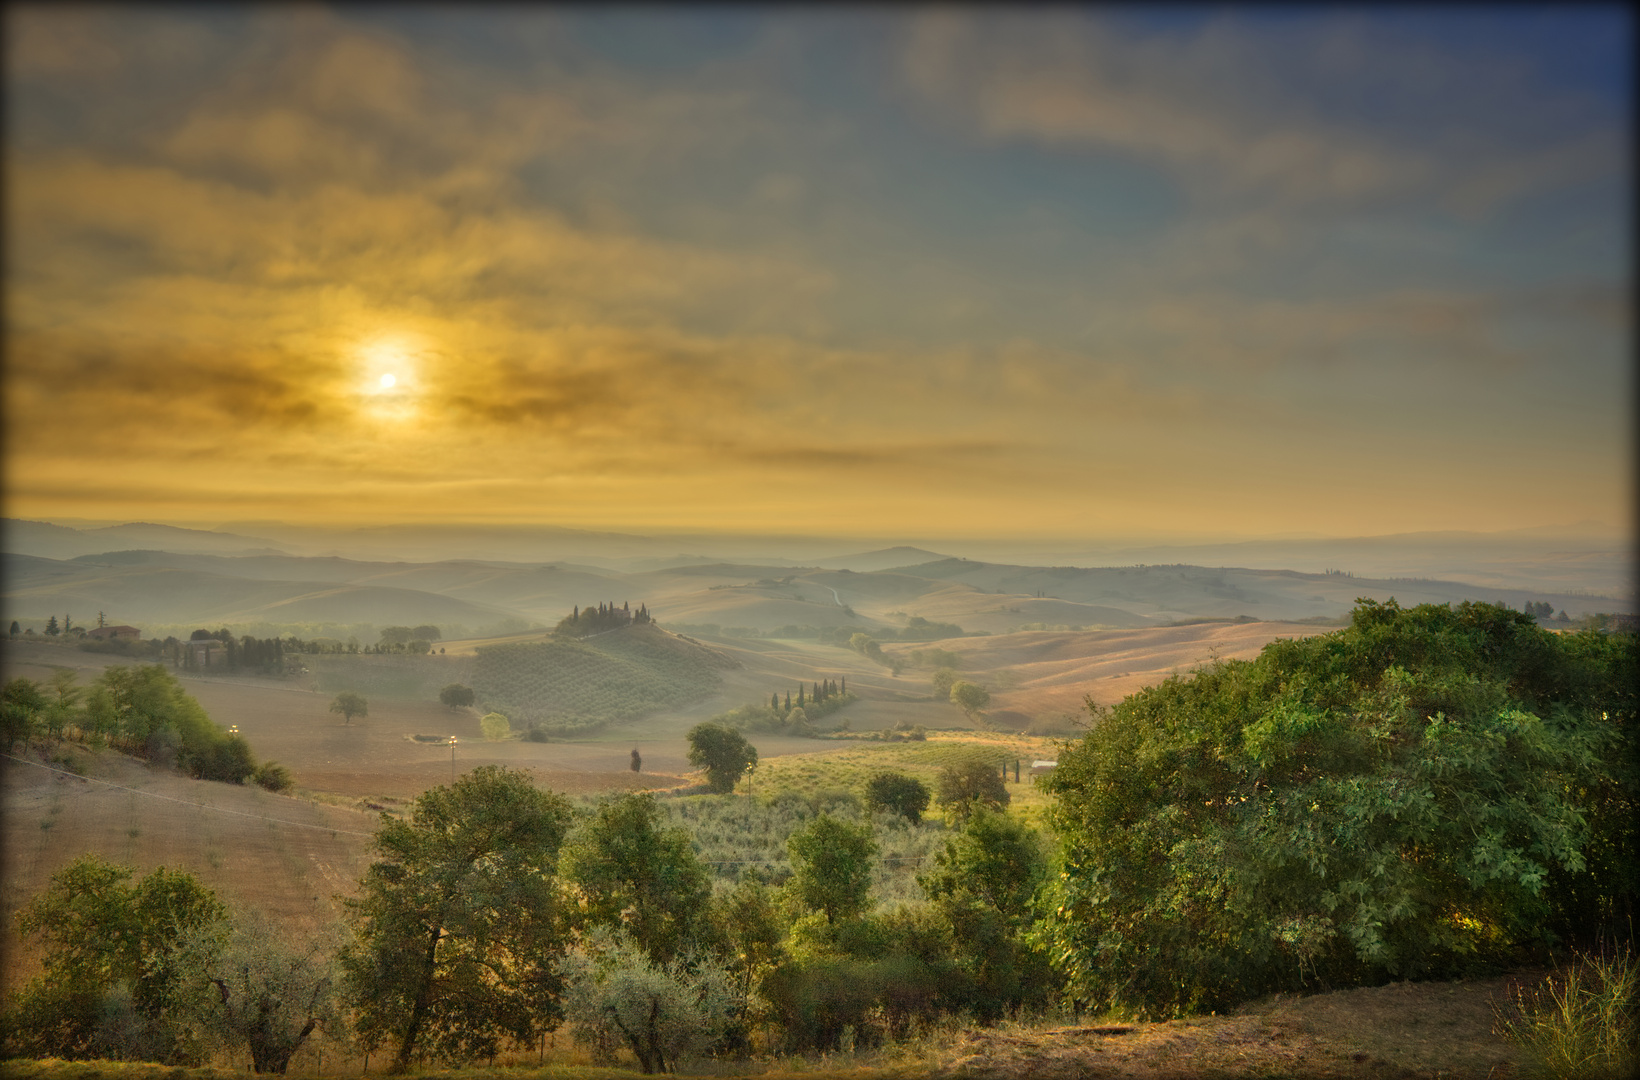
379, 373, 397, 390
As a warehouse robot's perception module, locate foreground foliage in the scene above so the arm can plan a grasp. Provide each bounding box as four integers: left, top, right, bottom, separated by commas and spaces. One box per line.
5, 857, 227, 1065
340, 767, 573, 1071
1040, 600, 1638, 1017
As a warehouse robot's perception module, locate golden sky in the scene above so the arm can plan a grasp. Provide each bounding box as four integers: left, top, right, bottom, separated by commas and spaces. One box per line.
4, 7, 1631, 541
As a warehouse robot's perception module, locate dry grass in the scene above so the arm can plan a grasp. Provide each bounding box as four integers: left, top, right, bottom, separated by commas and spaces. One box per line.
1493, 949, 1637, 1080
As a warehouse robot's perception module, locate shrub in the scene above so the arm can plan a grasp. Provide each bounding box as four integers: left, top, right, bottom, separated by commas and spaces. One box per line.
251, 761, 293, 792
480, 711, 511, 740
865, 771, 931, 824
186, 733, 256, 784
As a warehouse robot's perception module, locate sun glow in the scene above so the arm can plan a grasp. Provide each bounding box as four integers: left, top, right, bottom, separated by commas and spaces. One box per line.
353, 335, 426, 422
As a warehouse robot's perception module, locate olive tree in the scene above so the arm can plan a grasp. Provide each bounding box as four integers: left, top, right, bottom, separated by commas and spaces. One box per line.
202, 914, 343, 1074
562, 933, 736, 1075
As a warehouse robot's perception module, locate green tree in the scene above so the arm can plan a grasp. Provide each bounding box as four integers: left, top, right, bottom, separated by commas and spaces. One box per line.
340, 766, 573, 1071
44, 668, 81, 739
412, 624, 441, 641
438, 683, 475, 710
949, 680, 991, 719
931, 669, 958, 701
865, 771, 931, 824
630, 747, 642, 773
9, 619, 19, 636
2, 677, 47, 751
480, 712, 511, 740
329, 691, 367, 725
1038, 600, 1637, 1019
787, 815, 877, 925
6, 855, 227, 1063
710, 873, 786, 1003
935, 756, 1009, 821
45, 615, 59, 636
920, 808, 1053, 1021
686, 722, 758, 794
562, 792, 712, 965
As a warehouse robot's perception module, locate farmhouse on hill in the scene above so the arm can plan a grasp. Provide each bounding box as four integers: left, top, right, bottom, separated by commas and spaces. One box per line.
86, 625, 141, 641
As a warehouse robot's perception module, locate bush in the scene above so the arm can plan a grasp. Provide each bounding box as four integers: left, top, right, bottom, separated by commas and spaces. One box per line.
865, 771, 931, 824
480, 712, 511, 740
186, 734, 256, 784
1039, 600, 1637, 1018
251, 761, 293, 792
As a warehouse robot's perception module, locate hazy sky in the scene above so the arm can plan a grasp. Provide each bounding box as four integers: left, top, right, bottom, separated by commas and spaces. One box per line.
4, 6, 1631, 541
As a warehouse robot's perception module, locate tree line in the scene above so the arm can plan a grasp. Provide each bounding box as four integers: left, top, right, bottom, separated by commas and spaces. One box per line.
556, 602, 653, 637
3, 665, 290, 790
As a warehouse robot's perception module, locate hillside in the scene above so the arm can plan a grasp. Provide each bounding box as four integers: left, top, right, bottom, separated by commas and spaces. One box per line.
471, 622, 738, 733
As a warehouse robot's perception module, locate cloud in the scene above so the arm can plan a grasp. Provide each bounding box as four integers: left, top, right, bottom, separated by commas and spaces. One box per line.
901, 9, 1625, 213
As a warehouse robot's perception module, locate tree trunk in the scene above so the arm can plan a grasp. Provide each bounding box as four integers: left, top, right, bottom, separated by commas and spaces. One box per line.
391, 925, 442, 1073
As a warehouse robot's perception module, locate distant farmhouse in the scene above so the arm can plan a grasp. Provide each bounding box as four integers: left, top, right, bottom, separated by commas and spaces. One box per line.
86, 625, 141, 641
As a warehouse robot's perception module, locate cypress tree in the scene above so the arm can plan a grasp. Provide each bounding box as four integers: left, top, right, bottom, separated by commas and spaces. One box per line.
797, 685, 805, 707
784, 692, 791, 711
772, 692, 780, 711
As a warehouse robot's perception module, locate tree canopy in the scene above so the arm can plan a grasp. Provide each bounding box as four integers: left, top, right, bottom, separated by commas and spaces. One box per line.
329, 692, 367, 725
562, 792, 712, 965
787, 815, 877, 925
865, 771, 931, 823
1038, 599, 1639, 1018
686, 722, 758, 794
439, 683, 475, 710
340, 766, 574, 1070
7, 855, 227, 1063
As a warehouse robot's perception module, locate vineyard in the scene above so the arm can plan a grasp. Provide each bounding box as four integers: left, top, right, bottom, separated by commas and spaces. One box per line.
471, 623, 735, 733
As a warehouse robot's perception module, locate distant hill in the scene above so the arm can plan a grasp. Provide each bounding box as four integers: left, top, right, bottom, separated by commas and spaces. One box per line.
887, 559, 1627, 622
2, 519, 287, 559
814, 547, 952, 572
2, 554, 517, 629
471, 623, 736, 734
